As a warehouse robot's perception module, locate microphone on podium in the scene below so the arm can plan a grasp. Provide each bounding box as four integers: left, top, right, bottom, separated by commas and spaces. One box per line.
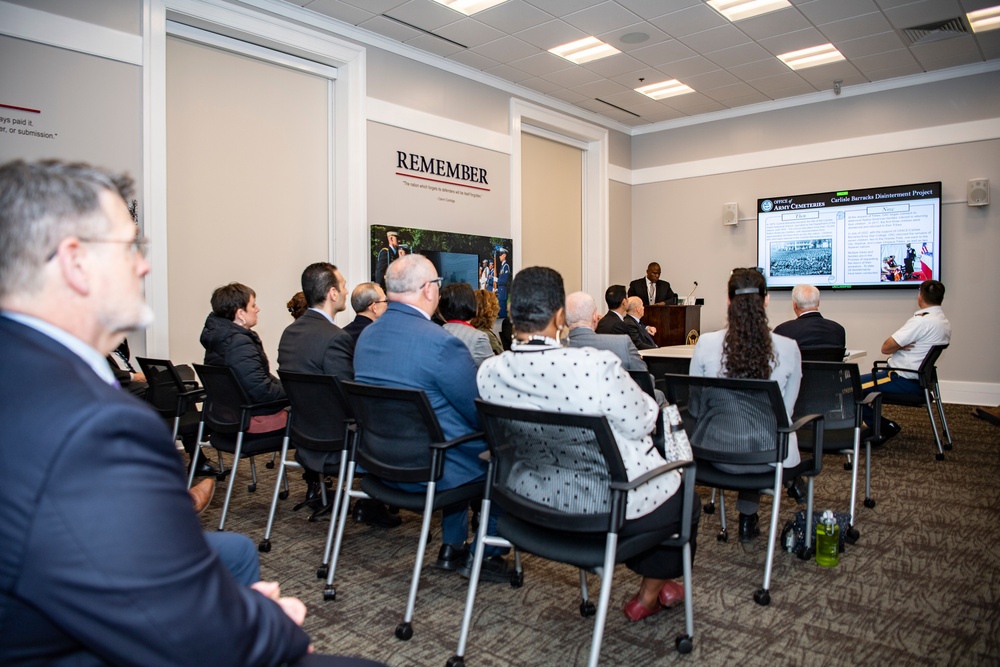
683, 281, 699, 304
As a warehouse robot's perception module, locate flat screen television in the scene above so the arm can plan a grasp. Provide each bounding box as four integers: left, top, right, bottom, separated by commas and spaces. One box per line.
756, 182, 941, 290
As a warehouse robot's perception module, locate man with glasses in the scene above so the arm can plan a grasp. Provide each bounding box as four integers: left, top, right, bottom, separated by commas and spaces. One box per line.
0, 159, 371, 666
353, 254, 513, 582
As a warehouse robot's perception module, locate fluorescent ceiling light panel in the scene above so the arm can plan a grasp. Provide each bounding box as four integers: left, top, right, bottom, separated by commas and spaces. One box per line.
707, 0, 791, 22
549, 37, 621, 64
778, 43, 845, 70
968, 6, 1000, 32
431, 0, 508, 16
635, 79, 695, 100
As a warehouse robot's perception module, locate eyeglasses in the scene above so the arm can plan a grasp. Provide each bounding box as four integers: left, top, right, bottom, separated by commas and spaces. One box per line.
374, 299, 389, 304
46, 236, 150, 261
422, 277, 444, 288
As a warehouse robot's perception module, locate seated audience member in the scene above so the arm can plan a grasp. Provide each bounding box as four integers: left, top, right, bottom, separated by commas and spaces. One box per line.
627, 261, 676, 306
287, 291, 308, 320
107, 337, 148, 398
343, 282, 387, 342
689, 268, 803, 542
201, 282, 286, 434
353, 254, 512, 582
860, 279, 951, 445
472, 289, 503, 356
0, 159, 317, 666
595, 284, 629, 336
499, 315, 513, 351
478, 266, 699, 621
565, 291, 647, 372
772, 284, 846, 352
625, 296, 658, 350
440, 282, 494, 368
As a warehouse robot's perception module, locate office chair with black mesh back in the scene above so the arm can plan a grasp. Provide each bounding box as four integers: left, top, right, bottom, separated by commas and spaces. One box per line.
662, 373, 823, 605
192, 364, 289, 531
328, 380, 485, 642
799, 347, 847, 362
449, 400, 696, 667
871, 344, 952, 460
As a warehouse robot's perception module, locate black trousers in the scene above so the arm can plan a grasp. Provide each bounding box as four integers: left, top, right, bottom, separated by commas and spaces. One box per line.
621, 489, 700, 580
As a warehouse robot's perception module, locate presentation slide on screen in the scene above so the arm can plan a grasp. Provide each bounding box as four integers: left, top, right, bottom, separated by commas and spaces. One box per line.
757, 182, 941, 289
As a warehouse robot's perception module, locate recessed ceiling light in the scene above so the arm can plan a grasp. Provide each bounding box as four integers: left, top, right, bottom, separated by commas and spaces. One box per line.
549, 37, 621, 64
635, 79, 695, 100
707, 0, 791, 22
778, 43, 846, 70
431, 0, 509, 16
968, 5, 1000, 32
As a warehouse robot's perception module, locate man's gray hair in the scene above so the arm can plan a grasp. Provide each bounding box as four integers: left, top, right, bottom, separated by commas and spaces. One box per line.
791, 284, 820, 310
565, 291, 597, 328
385, 254, 435, 295
626, 296, 643, 315
0, 159, 133, 299
351, 282, 381, 313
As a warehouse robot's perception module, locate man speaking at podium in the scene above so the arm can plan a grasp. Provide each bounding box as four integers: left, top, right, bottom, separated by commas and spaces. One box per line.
628, 262, 676, 307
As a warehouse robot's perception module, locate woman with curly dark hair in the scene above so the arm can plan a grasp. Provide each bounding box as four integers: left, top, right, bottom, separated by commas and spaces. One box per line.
689, 268, 801, 543
472, 289, 503, 355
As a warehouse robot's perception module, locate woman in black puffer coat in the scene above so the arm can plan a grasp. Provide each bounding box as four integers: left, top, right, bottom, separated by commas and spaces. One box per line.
200, 282, 286, 433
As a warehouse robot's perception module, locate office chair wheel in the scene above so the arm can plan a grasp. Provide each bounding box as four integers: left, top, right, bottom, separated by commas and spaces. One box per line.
753, 589, 770, 606
215, 472, 228, 482
395, 622, 413, 641
510, 571, 524, 588
317, 565, 328, 579
797, 547, 814, 561
279, 490, 289, 500
843, 461, 852, 471
247, 483, 257, 492
845, 526, 860, 544
580, 600, 596, 617
716, 529, 728, 543
944, 443, 953, 451
258, 539, 271, 553
323, 586, 336, 601
446, 656, 465, 667
676, 635, 693, 654
703, 501, 715, 515
935, 453, 945, 461
864, 498, 876, 509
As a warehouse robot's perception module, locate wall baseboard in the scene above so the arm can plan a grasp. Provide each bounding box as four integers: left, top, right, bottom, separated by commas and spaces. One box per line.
941, 381, 1000, 406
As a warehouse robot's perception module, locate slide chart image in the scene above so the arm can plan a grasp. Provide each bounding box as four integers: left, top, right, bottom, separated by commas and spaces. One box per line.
769, 238, 833, 277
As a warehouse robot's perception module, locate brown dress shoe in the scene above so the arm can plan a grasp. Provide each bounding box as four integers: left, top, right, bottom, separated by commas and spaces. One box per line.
190, 478, 216, 514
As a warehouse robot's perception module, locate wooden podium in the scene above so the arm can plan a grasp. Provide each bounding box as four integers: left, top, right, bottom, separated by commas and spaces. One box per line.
641, 304, 701, 347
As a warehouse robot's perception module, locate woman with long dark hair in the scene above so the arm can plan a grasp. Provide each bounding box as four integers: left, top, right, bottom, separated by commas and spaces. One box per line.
689, 268, 801, 543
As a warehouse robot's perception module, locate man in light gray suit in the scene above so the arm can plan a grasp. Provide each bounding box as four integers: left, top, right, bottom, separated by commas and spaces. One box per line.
565, 292, 648, 372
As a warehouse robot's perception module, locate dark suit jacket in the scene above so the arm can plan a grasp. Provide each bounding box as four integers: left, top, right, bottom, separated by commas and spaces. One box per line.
342, 314, 374, 342
624, 315, 658, 350
595, 311, 629, 336
565, 327, 648, 372
0, 314, 309, 666
353, 303, 486, 489
277, 309, 355, 381
772, 311, 846, 351
628, 278, 676, 306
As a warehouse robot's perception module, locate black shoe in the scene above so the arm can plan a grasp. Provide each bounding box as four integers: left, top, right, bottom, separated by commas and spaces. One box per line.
786, 477, 807, 504
738, 512, 760, 543
870, 420, 901, 448
433, 543, 469, 571
188, 457, 219, 477
352, 499, 402, 528
458, 553, 514, 583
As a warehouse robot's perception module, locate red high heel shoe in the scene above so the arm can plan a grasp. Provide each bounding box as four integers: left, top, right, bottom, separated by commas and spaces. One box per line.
658, 580, 684, 608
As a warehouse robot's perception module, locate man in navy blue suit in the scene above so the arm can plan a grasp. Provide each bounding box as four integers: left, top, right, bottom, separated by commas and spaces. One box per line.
0, 160, 380, 667
353, 253, 512, 582
772, 284, 846, 352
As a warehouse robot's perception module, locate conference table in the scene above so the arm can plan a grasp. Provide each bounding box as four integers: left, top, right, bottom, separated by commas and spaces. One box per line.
640, 346, 868, 361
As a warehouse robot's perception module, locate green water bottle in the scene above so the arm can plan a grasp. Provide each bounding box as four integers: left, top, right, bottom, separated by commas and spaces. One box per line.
815, 510, 840, 567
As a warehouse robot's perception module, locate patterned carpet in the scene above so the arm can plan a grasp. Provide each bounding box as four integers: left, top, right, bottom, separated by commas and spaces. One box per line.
200, 403, 1000, 666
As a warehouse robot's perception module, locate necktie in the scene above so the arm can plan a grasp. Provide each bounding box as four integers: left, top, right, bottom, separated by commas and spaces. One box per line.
648, 282, 655, 304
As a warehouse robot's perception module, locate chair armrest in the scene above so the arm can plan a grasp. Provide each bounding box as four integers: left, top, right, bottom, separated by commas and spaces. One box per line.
611, 459, 693, 492
783, 412, 823, 435
872, 360, 920, 377
859, 391, 880, 407
179, 387, 206, 400
430, 430, 485, 451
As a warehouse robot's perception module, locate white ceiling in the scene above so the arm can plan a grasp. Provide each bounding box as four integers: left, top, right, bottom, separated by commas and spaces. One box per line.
281, 0, 1000, 129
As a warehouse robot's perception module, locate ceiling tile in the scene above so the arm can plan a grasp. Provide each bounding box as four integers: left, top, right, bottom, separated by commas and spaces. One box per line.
851, 48, 919, 73
796, 0, 880, 25
300, 0, 377, 24
748, 70, 809, 93
882, 0, 966, 30
735, 7, 813, 41
608, 66, 672, 87
769, 81, 820, 98
406, 33, 465, 56
864, 62, 925, 81
548, 88, 591, 104
818, 12, 893, 42
519, 76, 564, 94
571, 78, 634, 97
484, 63, 535, 83
334, 0, 407, 11
701, 81, 767, 101
602, 88, 658, 107
447, 50, 501, 70
474, 0, 555, 33
728, 57, 790, 79
910, 35, 982, 66
358, 15, 423, 41
978, 31, 1000, 59
509, 51, 577, 76
514, 19, 587, 49
834, 31, 907, 59
383, 0, 462, 31
705, 41, 774, 69
523, 0, 602, 15
629, 39, 697, 66
793, 60, 863, 86
542, 65, 604, 87
435, 18, 507, 48
599, 21, 672, 53
579, 52, 647, 77
472, 35, 540, 61
722, 91, 774, 107
658, 55, 720, 78
577, 98, 647, 124
649, 4, 729, 38
677, 24, 752, 54
662, 92, 723, 111
757, 26, 830, 56
615, 0, 701, 21
561, 1, 644, 35
682, 68, 740, 90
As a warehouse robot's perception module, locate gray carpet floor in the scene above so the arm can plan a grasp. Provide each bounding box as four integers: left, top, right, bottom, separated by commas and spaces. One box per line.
200, 403, 1000, 666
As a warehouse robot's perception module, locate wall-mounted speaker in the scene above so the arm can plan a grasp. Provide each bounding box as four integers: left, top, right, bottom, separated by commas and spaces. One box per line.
968, 178, 989, 207
722, 202, 738, 226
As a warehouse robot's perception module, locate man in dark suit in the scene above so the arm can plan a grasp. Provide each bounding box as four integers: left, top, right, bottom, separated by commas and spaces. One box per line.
772, 284, 846, 352
565, 292, 648, 372
628, 262, 677, 306
595, 284, 630, 336
342, 282, 386, 342
0, 159, 325, 666
353, 254, 511, 582
625, 296, 658, 350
